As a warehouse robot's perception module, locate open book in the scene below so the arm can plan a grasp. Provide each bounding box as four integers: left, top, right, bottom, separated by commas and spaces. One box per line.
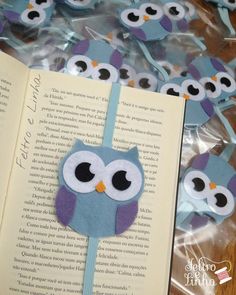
0, 52, 185, 295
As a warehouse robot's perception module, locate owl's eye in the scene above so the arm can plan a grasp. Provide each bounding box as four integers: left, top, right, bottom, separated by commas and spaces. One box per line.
183, 170, 210, 199
21, 8, 46, 26
120, 9, 144, 28
104, 160, 143, 201
181, 71, 188, 77
66, 55, 93, 77
92, 63, 119, 83
199, 77, 221, 99
207, 186, 235, 216
182, 79, 205, 101
119, 64, 136, 85
140, 3, 163, 20
136, 73, 158, 92
183, 1, 196, 17
63, 151, 105, 193
163, 2, 186, 20
67, 0, 92, 7
223, 0, 236, 8
216, 72, 236, 93
30, 0, 53, 9
160, 83, 181, 97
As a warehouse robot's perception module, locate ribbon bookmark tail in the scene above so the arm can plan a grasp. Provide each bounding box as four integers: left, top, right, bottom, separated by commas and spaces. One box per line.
83, 237, 99, 295
218, 7, 235, 36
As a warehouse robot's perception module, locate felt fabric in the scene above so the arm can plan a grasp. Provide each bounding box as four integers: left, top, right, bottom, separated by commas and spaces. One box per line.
116, 201, 138, 234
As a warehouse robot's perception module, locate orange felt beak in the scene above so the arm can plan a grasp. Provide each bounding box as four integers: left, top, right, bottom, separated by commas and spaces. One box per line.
143, 15, 150, 21
183, 93, 190, 100
92, 60, 98, 68
106, 32, 113, 41
27, 3, 34, 9
209, 182, 217, 190
128, 80, 135, 87
211, 76, 217, 82
96, 181, 106, 193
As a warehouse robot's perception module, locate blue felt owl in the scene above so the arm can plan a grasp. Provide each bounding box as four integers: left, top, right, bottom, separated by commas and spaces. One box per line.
3, 0, 55, 28
205, 0, 236, 11
158, 75, 215, 127
55, 0, 100, 10
55, 140, 144, 238
188, 56, 236, 105
66, 39, 123, 83
177, 152, 236, 231
119, 63, 160, 92
119, 1, 172, 41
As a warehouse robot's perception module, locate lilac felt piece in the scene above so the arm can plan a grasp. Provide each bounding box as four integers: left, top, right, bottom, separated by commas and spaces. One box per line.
3, 10, 20, 22
160, 16, 172, 32
116, 201, 138, 235
201, 99, 215, 117
191, 153, 209, 170
177, 19, 188, 32
73, 40, 90, 55
110, 49, 123, 69
228, 174, 236, 197
190, 214, 210, 230
55, 185, 76, 226
188, 64, 201, 80
211, 58, 226, 72
130, 28, 147, 41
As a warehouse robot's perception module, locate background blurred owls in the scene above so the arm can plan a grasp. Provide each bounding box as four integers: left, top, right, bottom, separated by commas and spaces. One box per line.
55, 140, 144, 238
119, 1, 172, 41
3, 0, 54, 27
188, 56, 236, 105
55, 0, 100, 10
66, 39, 123, 83
158, 75, 215, 127
177, 152, 236, 231
205, 0, 236, 10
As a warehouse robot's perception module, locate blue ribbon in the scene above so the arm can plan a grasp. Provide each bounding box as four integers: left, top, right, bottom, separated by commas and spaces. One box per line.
218, 7, 235, 36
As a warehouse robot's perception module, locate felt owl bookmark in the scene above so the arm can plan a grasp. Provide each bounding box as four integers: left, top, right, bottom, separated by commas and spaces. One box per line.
55, 83, 144, 294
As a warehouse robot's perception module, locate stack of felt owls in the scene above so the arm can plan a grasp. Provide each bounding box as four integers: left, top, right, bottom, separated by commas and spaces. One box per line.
1, 0, 236, 235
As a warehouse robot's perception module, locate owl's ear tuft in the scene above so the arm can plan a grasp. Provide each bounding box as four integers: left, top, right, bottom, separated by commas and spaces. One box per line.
73, 139, 85, 149
128, 146, 139, 158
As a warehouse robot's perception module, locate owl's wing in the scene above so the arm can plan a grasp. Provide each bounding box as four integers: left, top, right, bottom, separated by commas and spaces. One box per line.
3, 11, 20, 23
115, 201, 138, 235
55, 186, 76, 226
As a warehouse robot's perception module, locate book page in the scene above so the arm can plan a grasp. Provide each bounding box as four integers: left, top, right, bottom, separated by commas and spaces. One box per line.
0, 53, 29, 222
0, 66, 185, 295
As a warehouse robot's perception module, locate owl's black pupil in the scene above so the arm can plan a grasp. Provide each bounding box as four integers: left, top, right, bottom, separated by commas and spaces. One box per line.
75, 162, 95, 182
128, 12, 139, 22
120, 68, 130, 80
117, 32, 125, 41
169, 6, 179, 15
28, 11, 40, 20
163, 66, 171, 75
205, 82, 216, 92
36, 0, 47, 5
228, 0, 235, 3
220, 77, 231, 87
188, 85, 199, 95
146, 7, 157, 15
99, 69, 110, 80
167, 88, 179, 96
181, 71, 188, 77
214, 193, 227, 208
112, 170, 131, 191
139, 78, 151, 89
75, 60, 87, 72
192, 177, 205, 192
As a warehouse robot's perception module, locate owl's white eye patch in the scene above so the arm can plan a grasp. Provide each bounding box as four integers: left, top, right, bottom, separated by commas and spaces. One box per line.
182, 79, 205, 101
207, 186, 235, 216
120, 9, 144, 28
63, 151, 105, 193
140, 3, 163, 20
200, 77, 221, 99
183, 1, 196, 17
136, 73, 158, 92
21, 8, 46, 26
92, 63, 119, 83
160, 83, 181, 97
223, 0, 236, 9
216, 72, 236, 93
184, 170, 210, 199
66, 55, 93, 77
104, 160, 143, 201
30, 0, 53, 9
119, 64, 136, 85
163, 2, 185, 20
67, 0, 92, 7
